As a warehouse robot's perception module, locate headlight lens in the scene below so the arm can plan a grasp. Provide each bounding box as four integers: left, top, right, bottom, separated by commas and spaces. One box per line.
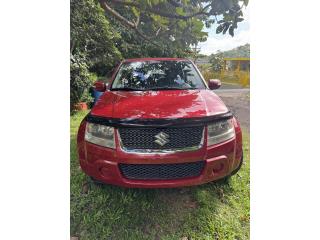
85, 122, 115, 149
207, 119, 235, 146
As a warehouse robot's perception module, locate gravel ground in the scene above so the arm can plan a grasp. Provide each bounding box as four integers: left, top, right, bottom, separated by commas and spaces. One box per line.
215, 89, 250, 131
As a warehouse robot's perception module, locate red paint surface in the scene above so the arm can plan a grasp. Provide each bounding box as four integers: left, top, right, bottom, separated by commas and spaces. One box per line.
208, 79, 222, 90
91, 89, 228, 119
93, 81, 106, 92
77, 118, 242, 188
77, 58, 243, 188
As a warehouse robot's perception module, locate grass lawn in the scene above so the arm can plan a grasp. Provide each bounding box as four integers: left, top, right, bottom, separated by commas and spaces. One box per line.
71, 111, 250, 240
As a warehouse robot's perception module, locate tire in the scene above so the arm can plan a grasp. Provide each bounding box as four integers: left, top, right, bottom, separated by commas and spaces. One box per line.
90, 176, 104, 186
215, 175, 230, 184
230, 153, 244, 176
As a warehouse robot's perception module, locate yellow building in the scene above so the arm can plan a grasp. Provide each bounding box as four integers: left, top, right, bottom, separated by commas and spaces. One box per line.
222, 57, 250, 87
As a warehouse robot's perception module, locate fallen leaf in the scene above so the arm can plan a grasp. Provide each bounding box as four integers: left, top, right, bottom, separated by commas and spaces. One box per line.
82, 181, 89, 194
218, 188, 224, 198
184, 201, 197, 209
240, 215, 250, 222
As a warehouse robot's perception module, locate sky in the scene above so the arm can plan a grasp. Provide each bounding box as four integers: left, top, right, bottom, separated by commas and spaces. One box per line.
198, 5, 250, 55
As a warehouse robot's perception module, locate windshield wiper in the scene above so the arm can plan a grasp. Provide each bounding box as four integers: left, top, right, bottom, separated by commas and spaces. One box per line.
111, 86, 198, 91
111, 87, 145, 91
146, 86, 198, 90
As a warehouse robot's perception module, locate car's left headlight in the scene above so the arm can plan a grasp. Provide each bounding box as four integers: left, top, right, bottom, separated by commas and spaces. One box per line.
85, 122, 115, 149
207, 119, 235, 146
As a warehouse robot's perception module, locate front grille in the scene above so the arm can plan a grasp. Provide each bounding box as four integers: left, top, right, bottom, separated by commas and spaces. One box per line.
119, 161, 205, 180
118, 126, 204, 150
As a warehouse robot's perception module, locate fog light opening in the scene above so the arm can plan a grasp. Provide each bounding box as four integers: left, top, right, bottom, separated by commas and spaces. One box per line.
100, 167, 110, 177
212, 163, 224, 174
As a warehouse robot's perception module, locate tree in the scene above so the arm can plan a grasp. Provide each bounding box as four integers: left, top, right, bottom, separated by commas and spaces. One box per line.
210, 51, 224, 72
222, 43, 250, 58
99, 0, 249, 47
70, 0, 249, 109
71, 0, 122, 72
71, 0, 122, 108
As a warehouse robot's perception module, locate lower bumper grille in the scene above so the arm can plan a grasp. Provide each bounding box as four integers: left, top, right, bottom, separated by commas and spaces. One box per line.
119, 161, 205, 180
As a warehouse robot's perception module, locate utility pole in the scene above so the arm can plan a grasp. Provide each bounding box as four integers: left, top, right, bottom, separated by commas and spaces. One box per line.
191, 44, 201, 63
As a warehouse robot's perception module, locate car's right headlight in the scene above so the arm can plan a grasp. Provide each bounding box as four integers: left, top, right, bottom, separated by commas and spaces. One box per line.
85, 122, 115, 149
207, 119, 235, 146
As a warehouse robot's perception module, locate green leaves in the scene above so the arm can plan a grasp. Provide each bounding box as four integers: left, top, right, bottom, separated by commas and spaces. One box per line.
132, 7, 140, 17
223, 23, 230, 34
103, 0, 246, 42
211, 0, 234, 13
71, 0, 122, 106
176, 7, 185, 16
209, 52, 224, 72
216, 21, 235, 36
216, 25, 224, 34
229, 26, 234, 37
70, 0, 248, 108
212, 0, 246, 37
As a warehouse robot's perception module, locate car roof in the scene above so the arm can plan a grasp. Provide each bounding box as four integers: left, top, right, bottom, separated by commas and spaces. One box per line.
123, 57, 191, 63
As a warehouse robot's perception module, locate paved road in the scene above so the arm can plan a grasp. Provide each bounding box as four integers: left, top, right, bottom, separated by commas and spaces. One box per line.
220, 82, 244, 89
215, 89, 250, 131
215, 88, 249, 93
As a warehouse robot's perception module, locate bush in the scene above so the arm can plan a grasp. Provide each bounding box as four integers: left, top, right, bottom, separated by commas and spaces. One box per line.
201, 67, 221, 82
209, 52, 224, 72
70, 54, 93, 109
70, 0, 122, 112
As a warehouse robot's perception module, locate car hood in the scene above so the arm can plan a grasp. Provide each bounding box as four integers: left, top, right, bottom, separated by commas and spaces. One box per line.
91, 90, 229, 119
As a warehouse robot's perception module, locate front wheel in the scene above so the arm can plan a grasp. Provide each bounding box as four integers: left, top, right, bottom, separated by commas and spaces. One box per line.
230, 153, 244, 176
90, 176, 104, 186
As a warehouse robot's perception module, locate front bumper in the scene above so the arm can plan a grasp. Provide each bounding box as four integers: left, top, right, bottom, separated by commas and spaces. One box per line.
77, 118, 243, 188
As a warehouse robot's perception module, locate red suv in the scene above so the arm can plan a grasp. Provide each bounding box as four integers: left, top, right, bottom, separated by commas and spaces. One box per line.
77, 58, 243, 188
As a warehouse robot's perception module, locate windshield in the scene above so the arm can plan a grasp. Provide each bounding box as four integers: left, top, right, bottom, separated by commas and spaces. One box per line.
111, 60, 206, 91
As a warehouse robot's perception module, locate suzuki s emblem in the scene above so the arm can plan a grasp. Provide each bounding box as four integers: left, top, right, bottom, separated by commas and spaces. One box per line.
154, 132, 170, 146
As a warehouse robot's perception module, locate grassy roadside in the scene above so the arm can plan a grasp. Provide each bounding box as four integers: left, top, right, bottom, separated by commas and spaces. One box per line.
71, 111, 250, 240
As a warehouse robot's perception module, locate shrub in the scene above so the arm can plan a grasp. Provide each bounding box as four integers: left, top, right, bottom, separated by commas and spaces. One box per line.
70, 54, 93, 109
70, 0, 121, 111
201, 68, 221, 82
209, 52, 224, 72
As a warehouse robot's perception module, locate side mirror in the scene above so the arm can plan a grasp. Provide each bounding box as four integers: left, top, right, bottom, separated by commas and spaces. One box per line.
93, 81, 106, 92
208, 79, 221, 90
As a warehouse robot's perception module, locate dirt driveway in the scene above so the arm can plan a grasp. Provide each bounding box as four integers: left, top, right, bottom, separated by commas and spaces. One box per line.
215, 89, 250, 131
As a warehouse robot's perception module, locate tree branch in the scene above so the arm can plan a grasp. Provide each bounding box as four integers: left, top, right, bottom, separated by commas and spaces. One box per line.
135, 14, 140, 27
156, 20, 179, 38
155, 27, 161, 36
99, 0, 211, 47
109, 0, 211, 19
100, 0, 135, 28
168, 0, 183, 8
70, 39, 77, 55
99, 0, 161, 46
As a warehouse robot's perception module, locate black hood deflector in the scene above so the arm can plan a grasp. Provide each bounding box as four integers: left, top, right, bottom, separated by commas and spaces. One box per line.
86, 111, 233, 128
